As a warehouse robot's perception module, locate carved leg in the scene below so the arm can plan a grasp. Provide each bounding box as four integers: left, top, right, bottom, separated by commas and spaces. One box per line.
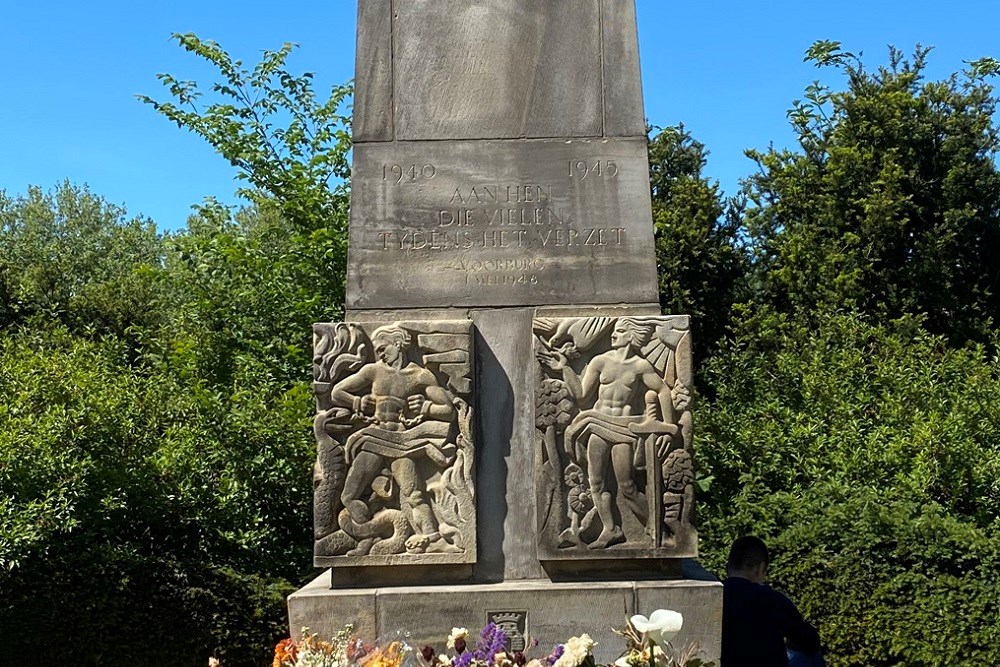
586, 436, 624, 549
559, 520, 581, 547
341, 451, 383, 523
588, 492, 625, 549
543, 425, 564, 537
391, 457, 436, 534
612, 442, 647, 523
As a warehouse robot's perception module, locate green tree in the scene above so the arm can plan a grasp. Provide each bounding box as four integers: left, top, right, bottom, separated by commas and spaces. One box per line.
0, 188, 322, 665
648, 125, 747, 373
0, 182, 164, 342
139, 34, 351, 231
157, 201, 339, 388
692, 45, 1000, 665
695, 312, 1000, 666
140, 33, 351, 316
0, 326, 301, 665
0, 34, 356, 665
743, 43, 1000, 343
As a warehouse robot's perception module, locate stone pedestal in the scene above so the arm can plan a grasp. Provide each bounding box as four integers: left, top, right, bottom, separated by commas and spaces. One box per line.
289, 570, 722, 665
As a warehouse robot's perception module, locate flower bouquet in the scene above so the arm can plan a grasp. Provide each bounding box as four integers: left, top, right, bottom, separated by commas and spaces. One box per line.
613, 611, 711, 667
269, 610, 713, 667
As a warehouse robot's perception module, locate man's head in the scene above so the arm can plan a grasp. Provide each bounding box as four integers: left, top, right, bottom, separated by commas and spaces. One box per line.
611, 318, 655, 350
727, 535, 769, 583
371, 325, 411, 365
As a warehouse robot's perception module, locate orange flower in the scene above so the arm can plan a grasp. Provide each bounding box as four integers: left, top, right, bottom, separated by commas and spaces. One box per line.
273, 638, 298, 667
362, 640, 410, 667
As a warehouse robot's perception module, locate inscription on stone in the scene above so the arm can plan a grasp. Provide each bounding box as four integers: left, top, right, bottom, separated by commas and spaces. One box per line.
346, 138, 659, 309
533, 316, 697, 560
312, 320, 476, 567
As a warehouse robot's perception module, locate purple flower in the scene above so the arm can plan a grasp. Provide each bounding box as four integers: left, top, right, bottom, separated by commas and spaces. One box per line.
477, 623, 509, 660
454, 623, 510, 667
545, 645, 565, 666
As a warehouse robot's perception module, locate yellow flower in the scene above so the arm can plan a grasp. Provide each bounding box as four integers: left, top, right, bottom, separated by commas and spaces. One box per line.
364, 640, 410, 667
447, 628, 469, 651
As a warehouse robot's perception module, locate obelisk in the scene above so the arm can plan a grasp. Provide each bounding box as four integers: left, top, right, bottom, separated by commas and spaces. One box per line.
289, 2, 722, 661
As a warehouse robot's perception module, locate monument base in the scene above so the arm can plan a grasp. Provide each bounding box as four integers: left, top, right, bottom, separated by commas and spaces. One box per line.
288, 571, 722, 665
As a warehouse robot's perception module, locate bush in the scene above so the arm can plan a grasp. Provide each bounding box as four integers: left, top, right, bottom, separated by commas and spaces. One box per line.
695, 311, 1000, 665
0, 185, 327, 665
0, 327, 308, 665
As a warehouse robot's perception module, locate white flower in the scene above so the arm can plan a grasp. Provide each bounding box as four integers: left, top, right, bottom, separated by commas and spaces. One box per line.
552, 634, 596, 667
447, 628, 469, 650
438, 655, 453, 666
630, 609, 683, 645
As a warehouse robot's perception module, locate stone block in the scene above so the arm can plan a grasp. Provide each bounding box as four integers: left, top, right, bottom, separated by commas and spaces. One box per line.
378, 580, 634, 661
471, 307, 545, 581
602, 0, 646, 137
288, 571, 377, 642
288, 574, 722, 666
392, 0, 602, 140
353, 1, 648, 142
312, 319, 476, 569
635, 580, 723, 663
354, 0, 393, 142
345, 138, 659, 310
534, 315, 697, 561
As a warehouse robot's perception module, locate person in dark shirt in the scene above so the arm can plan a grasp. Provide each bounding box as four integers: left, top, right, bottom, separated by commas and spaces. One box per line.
721, 536, 822, 667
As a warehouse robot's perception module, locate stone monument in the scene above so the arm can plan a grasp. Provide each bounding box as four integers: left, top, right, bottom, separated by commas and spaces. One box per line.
288, 1, 722, 662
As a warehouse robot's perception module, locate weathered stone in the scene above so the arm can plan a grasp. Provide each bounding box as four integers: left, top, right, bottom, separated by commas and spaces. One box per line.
472, 307, 545, 581
602, 0, 647, 137
353, 0, 646, 142
393, 0, 601, 140
288, 571, 722, 666
353, 0, 393, 142
289, 574, 376, 642
534, 315, 697, 560
345, 138, 659, 310
312, 320, 476, 568
635, 580, 724, 662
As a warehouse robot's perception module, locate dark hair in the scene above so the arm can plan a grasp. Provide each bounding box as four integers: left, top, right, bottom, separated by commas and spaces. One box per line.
727, 535, 769, 572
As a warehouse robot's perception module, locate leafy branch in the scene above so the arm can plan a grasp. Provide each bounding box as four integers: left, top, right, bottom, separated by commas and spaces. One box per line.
138, 33, 352, 232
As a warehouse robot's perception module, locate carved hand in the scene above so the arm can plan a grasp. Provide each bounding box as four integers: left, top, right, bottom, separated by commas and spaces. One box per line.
537, 348, 568, 371
656, 434, 673, 459
406, 394, 426, 415
558, 342, 580, 360
359, 394, 377, 415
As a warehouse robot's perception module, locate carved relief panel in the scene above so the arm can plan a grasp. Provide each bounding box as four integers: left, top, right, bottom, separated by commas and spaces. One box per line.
312, 320, 476, 567
534, 315, 696, 560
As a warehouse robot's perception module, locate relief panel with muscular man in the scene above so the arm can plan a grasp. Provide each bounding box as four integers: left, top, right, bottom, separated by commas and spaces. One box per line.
534, 315, 696, 560
312, 320, 476, 567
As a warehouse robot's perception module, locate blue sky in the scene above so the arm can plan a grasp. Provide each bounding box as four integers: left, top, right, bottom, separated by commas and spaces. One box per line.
2, 1, 998, 231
